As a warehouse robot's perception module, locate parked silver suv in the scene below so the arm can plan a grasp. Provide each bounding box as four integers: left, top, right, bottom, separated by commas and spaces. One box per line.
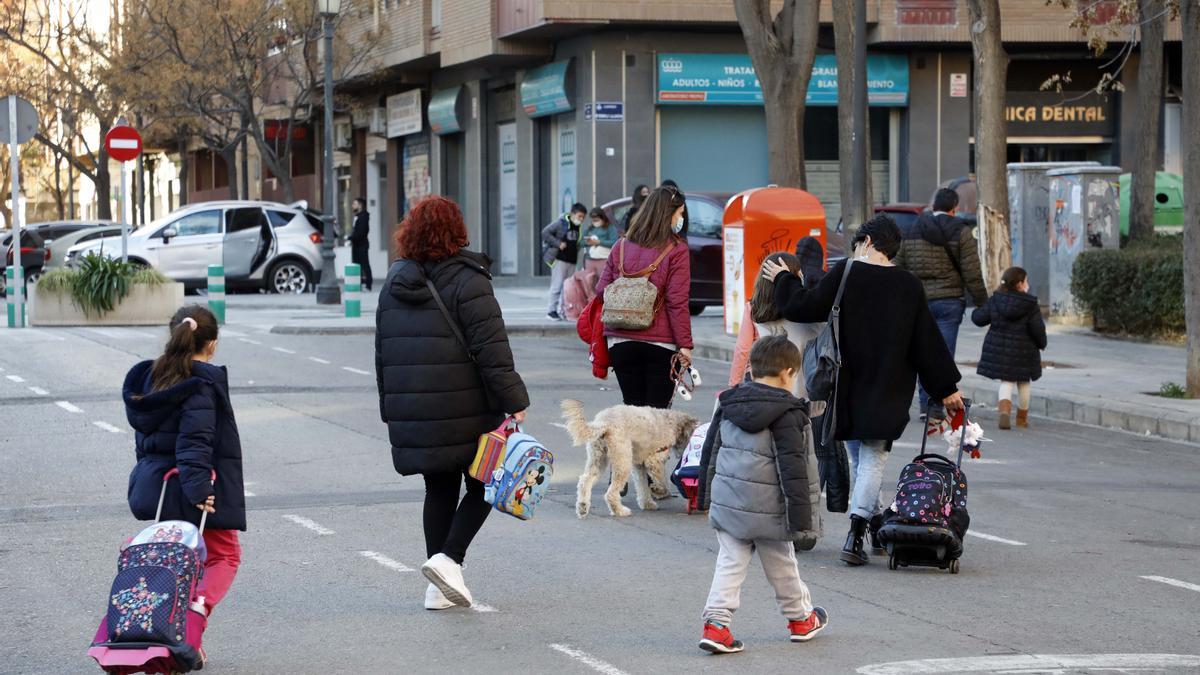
67, 201, 325, 294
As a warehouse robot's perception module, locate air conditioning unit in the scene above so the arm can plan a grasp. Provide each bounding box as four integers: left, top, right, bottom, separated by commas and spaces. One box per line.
368, 107, 388, 136
334, 121, 353, 150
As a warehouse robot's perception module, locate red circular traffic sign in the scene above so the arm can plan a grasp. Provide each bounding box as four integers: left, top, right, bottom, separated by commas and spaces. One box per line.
104, 125, 142, 162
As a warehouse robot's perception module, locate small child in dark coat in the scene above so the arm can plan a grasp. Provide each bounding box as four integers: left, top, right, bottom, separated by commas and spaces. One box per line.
971, 267, 1047, 430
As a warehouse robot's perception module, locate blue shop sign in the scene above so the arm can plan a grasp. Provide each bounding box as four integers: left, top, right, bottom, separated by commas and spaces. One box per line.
521, 60, 574, 118
428, 86, 464, 135
657, 53, 909, 106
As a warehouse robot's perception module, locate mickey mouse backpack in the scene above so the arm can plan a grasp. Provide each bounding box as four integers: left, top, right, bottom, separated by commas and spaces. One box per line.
483, 431, 555, 521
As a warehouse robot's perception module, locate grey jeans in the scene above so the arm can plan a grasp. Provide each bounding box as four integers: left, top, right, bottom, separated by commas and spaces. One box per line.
702, 530, 814, 626
546, 260, 576, 314
845, 439, 893, 520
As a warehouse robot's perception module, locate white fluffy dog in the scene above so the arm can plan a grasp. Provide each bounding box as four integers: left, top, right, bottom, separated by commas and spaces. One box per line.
561, 399, 698, 518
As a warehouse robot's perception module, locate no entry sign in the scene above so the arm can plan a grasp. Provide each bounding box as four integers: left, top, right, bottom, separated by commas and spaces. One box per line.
104, 125, 142, 162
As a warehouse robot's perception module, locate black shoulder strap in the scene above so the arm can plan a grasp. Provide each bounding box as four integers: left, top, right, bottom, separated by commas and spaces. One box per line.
425, 277, 475, 363
830, 258, 853, 316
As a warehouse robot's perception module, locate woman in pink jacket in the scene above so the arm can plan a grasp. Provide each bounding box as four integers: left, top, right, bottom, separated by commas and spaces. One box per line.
595, 185, 693, 408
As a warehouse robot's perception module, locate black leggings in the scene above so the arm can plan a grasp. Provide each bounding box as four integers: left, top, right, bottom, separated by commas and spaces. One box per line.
609, 340, 676, 408
422, 472, 491, 565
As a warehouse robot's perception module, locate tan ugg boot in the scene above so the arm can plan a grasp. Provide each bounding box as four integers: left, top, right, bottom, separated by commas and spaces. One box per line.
1016, 409, 1029, 428
997, 399, 1012, 430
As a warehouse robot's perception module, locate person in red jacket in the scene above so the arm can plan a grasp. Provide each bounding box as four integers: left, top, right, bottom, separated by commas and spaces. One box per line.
594, 185, 693, 408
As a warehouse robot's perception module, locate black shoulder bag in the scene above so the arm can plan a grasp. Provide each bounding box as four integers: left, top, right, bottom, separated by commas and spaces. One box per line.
802, 258, 853, 445
425, 277, 475, 363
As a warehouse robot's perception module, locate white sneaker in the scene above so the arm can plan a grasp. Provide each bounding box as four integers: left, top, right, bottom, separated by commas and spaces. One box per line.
420, 553, 473, 607
424, 583, 455, 610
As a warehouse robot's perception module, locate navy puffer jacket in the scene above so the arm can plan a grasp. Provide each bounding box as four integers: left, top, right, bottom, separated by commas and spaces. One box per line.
971, 289, 1047, 382
124, 360, 246, 531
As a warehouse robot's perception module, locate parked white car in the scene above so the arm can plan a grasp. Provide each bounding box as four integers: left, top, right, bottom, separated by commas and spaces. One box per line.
67, 201, 326, 294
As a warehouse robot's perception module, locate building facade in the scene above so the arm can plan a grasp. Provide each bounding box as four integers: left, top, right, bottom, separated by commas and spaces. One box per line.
240, 0, 1186, 283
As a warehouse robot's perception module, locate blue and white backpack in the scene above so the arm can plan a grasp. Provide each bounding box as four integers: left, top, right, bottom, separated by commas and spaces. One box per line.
484, 431, 554, 521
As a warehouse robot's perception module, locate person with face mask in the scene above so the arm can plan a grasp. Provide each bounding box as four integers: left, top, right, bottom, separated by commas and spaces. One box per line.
542, 203, 588, 320
594, 186, 693, 408
764, 215, 964, 568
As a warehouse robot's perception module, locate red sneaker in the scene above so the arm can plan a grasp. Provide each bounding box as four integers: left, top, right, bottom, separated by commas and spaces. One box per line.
699, 622, 744, 654
788, 607, 828, 642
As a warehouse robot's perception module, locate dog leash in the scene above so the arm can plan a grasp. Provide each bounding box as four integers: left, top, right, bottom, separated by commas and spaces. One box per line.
668, 352, 700, 407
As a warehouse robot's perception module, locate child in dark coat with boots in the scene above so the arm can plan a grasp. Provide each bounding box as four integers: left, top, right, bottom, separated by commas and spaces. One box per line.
971, 267, 1047, 429
695, 336, 827, 654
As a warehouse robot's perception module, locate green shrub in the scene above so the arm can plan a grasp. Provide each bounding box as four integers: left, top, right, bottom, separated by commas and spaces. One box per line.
72, 254, 134, 317
1159, 382, 1190, 399
1071, 236, 1184, 336
131, 266, 169, 286
36, 268, 77, 295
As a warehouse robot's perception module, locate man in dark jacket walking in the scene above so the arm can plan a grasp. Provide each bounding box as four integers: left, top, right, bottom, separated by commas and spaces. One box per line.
350, 197, 373, 292
894, 188, 988, 409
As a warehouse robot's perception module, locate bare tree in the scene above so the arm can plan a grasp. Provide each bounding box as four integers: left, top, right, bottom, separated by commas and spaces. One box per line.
733, 0, 821, 188
1183, 0, 1199, 396
832, 0, 871, 234
966, 0, 1011, 287
1129, 0, 1167, 242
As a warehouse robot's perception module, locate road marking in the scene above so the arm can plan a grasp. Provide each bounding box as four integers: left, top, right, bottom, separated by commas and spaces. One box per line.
55, 401, 84, 414
966, 531, 1027, 546
238, 337, 262, 345
93, 421, 124, 433
1141, 575, 1200, 593
548, 644, 629, 675
550, 422, 568, 430
471, 602, 498, 613
220, 329, 245, 337
242, 481, 257, 498
6, 374, 25, 383
342, 367, 369, 375
857, 653, 1200, 674
29, 386, 48, 396
359, 550, 414, 572
308, 357, 331, 364
970, 458, 1006, 465
281, 514, 334, 535
272, 346, 297, 354
87, 328, 155, 339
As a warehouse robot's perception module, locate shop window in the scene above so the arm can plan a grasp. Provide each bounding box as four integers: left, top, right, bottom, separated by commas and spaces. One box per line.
802, 108, 891, 161
896, 0, 957, 26
193, 150, 229, 192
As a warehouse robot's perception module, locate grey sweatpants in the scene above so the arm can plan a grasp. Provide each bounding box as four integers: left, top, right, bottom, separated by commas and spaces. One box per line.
702, 529, 814, 626
546, 260, 576, 314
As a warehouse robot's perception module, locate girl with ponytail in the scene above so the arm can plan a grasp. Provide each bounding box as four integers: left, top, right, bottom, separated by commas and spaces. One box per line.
123, 305, 245, 654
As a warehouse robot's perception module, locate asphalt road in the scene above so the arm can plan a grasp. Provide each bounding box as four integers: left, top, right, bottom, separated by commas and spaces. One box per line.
1, 320, 1199, 674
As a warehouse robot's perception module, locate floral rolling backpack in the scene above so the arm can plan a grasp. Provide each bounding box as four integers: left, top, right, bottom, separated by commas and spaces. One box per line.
483, 432, 555, 521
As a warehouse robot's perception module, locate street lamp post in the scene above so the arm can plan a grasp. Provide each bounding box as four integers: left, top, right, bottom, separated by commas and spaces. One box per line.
315, 0, 342, 304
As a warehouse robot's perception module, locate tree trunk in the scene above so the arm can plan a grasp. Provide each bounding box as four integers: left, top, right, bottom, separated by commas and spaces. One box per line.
1182, 0, 1200, 396
833, 0, 872, 236
176, 129, 190, 207
221, 146, 239, 200
53, 154, 65, 219
96, 121, 112, 220
734, 0, 820, 189
240, 134, 249, 200
1129, 0, 1165, 244
966, 0, 1011, 287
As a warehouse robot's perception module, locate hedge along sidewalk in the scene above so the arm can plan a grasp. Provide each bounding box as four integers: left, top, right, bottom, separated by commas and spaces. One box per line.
690, 312, 1200, 445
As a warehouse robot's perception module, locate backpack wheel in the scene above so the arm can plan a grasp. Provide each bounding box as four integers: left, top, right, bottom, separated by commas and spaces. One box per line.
949, 559, 960, 574
887, 554, 899, 571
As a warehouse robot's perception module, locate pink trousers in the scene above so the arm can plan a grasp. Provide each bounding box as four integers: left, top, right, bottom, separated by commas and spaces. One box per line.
199, 529, 241, 616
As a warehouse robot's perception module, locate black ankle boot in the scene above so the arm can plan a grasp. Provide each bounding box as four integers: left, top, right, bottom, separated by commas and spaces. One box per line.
839, 516, 869, 566
868, 512, 887, 554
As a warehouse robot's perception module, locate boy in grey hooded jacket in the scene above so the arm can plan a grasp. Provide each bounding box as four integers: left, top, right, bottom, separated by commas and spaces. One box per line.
696, 335, 828, 654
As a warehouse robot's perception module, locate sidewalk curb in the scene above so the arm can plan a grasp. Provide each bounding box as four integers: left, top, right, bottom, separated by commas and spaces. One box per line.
694, 338, 1200, 446
269, 322, 577, 338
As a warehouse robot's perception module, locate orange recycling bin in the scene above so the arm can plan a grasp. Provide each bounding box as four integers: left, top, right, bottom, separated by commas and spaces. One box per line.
722, 187, 827, 335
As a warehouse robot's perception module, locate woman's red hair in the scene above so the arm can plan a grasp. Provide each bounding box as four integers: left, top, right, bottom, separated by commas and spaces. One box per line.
395, 195, 469, 262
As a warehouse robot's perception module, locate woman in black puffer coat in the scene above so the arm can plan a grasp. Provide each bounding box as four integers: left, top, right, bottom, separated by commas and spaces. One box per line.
376, 195, 529, 610
971, 266, 1047, 430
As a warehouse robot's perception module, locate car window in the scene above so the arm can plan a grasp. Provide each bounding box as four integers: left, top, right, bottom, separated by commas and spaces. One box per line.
267, 210, 296, 228
225, 207, 267, 233
687, 198, 723, 238
170, 210, 222, 237
609, 203, 631, 226
886, 211, 919, 233
304, 213, 325, 231
79, 230, 118, 244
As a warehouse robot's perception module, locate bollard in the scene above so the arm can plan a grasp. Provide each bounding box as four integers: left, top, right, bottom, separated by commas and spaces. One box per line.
5, 267, 24, 328
344, 263, 361, 318
207, 264, 225, 325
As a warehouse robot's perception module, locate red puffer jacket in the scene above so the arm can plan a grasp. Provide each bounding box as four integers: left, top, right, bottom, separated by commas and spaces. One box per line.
576, 297, 610, 379
594, 238, 693, 349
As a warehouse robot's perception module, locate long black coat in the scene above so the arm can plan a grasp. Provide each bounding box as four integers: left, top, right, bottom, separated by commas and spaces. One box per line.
774, 260, 961, 442
124, 360, 246, 531
971, 290, 1047, 382
375, 250, 530, 475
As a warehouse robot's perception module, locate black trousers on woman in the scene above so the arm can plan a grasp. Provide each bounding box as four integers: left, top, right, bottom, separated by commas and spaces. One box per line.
609, 340, 676, 408
422, 472, 491, 564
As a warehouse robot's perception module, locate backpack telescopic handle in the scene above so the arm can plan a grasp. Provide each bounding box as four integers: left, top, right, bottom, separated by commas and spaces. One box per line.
955, 399, 972, 468
156, 468, 217, 535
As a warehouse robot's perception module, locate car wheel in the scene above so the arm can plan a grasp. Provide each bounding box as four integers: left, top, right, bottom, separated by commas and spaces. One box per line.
268, 260, 311, 294
689, 303, 706, 316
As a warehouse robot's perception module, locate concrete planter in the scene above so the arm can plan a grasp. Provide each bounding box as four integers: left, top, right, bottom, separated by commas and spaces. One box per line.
29, 282, 185, 326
